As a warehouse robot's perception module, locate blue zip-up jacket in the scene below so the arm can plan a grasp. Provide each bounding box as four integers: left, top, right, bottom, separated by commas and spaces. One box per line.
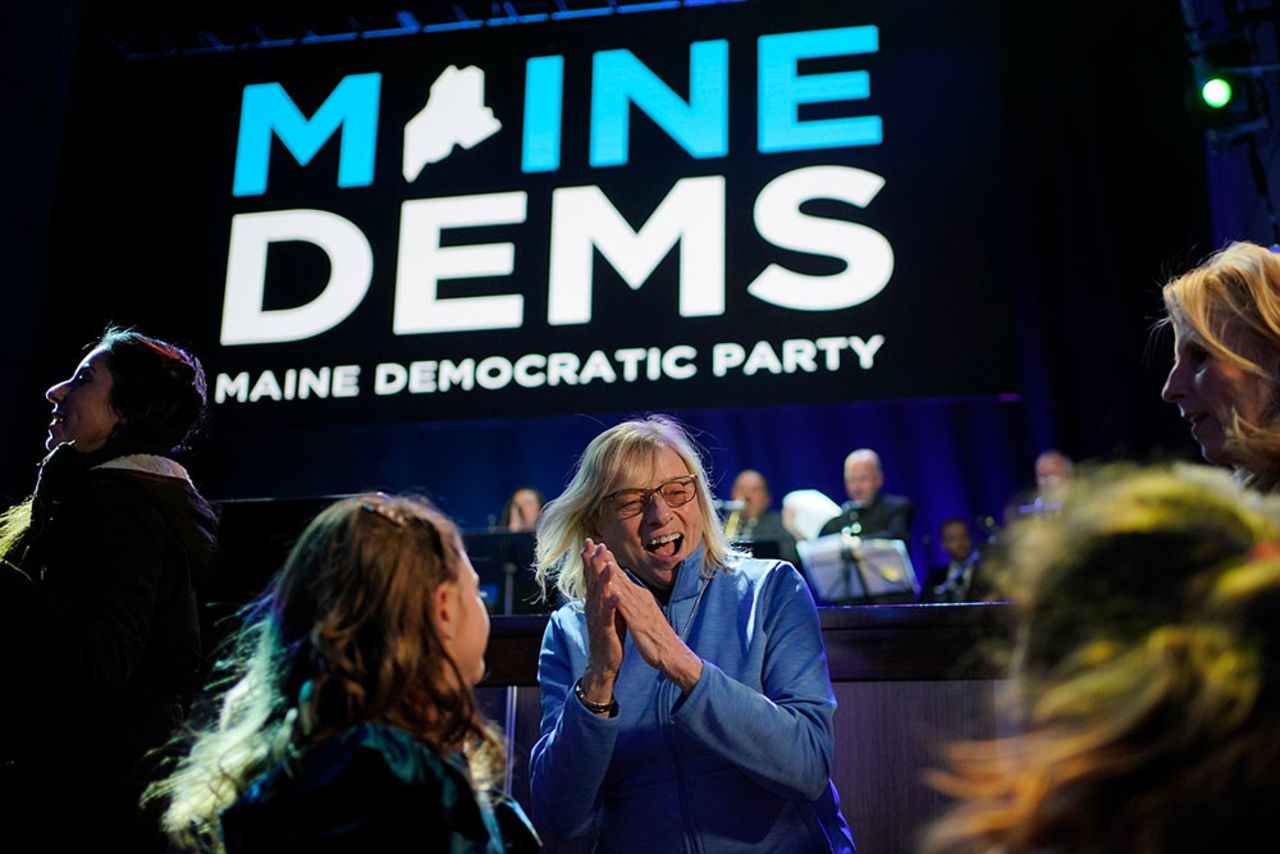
529, 547, 856, 852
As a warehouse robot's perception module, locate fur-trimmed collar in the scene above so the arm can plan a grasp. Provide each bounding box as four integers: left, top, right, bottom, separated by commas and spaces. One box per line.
92, 454, 192, 484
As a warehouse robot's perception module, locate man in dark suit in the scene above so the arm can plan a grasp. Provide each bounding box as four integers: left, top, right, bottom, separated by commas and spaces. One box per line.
920, 517, 986, 602
723, 469, 800, 566
818, 448, 913, 541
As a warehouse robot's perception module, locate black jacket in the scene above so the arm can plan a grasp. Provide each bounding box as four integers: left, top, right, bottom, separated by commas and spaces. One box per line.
818, 493, 914, 541
222, 723, 539, 853
0, 446, 218, 846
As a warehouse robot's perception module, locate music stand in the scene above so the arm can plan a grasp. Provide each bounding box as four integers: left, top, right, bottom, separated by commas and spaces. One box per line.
797, 534, 919, 603
461, 531, 550, 615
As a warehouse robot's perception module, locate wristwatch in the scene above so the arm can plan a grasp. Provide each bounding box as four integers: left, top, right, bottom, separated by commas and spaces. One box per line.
574, 677, 619, 716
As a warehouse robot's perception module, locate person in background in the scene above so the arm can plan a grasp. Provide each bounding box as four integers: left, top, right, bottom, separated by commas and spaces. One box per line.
924, 465, 1280, 853
1034, 450, 1074, 503
819, 448, 913, 541
920, 518, 986, 603
1161, 241, 1280, 492
0, 328, 218, 850
501, 486, 545, 532
1006, 449, 1076, 521
529, 416, 854, 852
147, 494, 537, 852
723, 468, 800, 566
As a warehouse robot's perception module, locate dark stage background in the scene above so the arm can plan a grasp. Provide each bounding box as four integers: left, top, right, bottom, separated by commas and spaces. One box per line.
0, 0, 1227, 573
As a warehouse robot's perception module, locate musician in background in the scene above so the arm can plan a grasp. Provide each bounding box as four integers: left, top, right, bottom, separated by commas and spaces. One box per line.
723, 469, 799, 566
1034, 450, 1074, 505
1008, 449, 1076, 521
920, 518, 987, 603
818, 449, 913, 541
500, 487, 544, 533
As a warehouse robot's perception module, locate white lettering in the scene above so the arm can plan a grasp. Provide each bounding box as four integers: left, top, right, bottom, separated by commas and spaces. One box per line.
375, 362, 407, 395
394, 192, 528, 334
743, 340, 783, 376
299, 367, 331, 399
712, 342, 746, 377
514, 354, 547, 388
215, 372, 250, 403
814, 337, 847, 370
332, 365, 360, 397
663, 345, 698, 380
646, 347, 662, 381
579, 350, 618, 384
749, 166, 894, 311
548, 176, 725, 325
848, 334, 885, 368
614, 347, 646, 382
410, 360, 438, 393
548, 352, 580, 386
781, 338, 818, 373
249, 371, 283, 402
210, 336, 884, 408
476, 356, 513, 390
439, 359, 476, 392
222, 209, 373, 345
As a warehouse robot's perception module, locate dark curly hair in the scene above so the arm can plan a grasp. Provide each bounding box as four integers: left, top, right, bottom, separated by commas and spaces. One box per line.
96, 326, 206, 453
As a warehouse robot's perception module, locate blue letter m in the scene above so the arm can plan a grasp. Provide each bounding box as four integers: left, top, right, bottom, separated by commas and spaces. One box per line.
232, 72, 381, 197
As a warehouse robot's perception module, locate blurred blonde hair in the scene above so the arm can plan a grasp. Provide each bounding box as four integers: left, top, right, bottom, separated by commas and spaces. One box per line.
1161, 241, 1280, 489
535, 416, 737, 602
146, 495, 505, 852
924, 465, 1280, 854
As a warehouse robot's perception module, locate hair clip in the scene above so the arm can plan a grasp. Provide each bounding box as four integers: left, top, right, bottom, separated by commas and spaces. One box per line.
360, 492, 410, 527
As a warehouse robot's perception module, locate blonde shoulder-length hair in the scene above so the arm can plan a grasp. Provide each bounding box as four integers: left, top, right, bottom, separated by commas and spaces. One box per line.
1162, 241, 1280, 489
535, 416, 737, 603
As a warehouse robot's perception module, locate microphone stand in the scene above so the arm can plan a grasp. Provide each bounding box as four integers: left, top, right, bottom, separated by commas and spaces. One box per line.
839, 507, 873, 603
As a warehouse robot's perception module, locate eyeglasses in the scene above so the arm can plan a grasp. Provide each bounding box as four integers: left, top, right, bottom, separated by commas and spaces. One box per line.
602, 475, 699, 518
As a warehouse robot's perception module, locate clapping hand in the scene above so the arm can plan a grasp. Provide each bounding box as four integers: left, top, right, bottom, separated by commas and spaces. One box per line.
581, 538, 704, 695
608, 570, 703, 692
580, 538, 626, 705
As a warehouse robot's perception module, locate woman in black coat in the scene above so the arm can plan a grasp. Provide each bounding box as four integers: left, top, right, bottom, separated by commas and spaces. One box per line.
0, 328, 218, 849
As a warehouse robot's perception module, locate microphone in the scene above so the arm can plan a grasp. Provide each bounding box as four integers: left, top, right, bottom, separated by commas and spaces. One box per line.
841, 501, 864, 536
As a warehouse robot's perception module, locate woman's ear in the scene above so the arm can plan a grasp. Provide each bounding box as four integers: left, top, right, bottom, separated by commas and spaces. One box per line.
432, 582, 458, 641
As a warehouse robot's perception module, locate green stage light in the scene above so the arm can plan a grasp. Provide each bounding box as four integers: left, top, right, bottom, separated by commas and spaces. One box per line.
1202, 77, 1234, 108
